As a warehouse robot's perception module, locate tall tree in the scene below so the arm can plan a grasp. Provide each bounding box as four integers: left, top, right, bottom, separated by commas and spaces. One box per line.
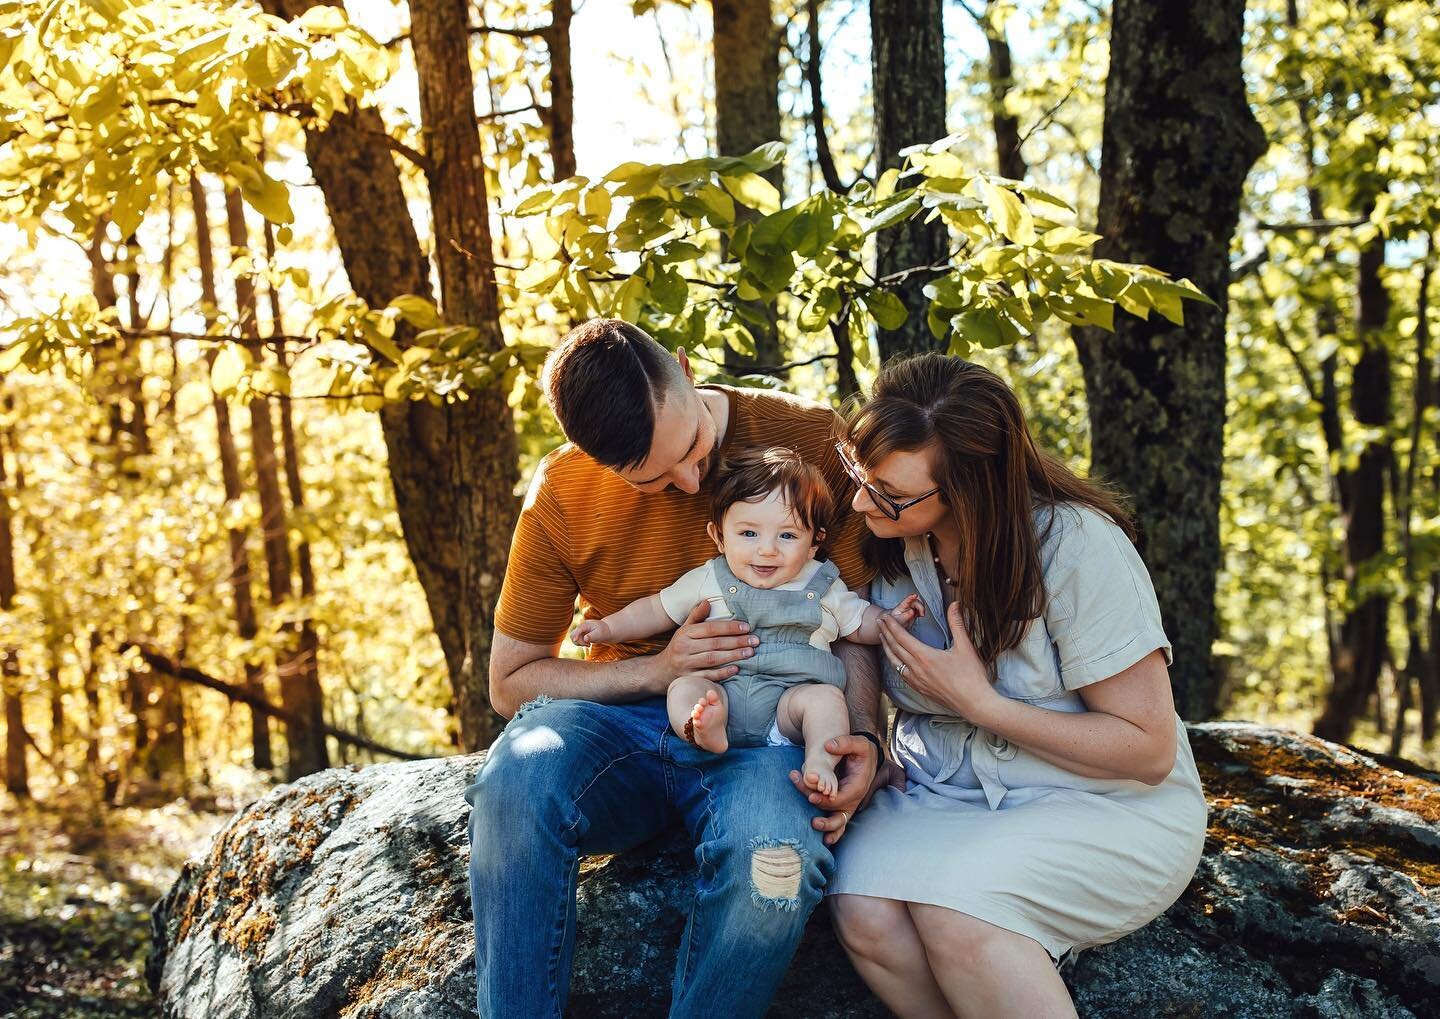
225, 188, 329, 778
1075, 0, 1265, 719
870, 0, 948, 362
0, 417, 28, 798
958, 0, 1028, 181
712, 0, 783, 372
401, 0, 521, 750
192, 176, 273, 770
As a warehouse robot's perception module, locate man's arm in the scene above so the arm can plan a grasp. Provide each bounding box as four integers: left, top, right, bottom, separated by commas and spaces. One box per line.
489, 601, 758, 718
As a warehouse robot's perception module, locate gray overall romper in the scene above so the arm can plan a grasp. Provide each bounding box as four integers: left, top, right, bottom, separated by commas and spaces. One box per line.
710, 556, 849, 747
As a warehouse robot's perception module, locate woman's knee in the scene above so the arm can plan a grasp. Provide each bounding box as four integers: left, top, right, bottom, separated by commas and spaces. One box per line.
831, 894, 910, 957
908, 902, 1034, 971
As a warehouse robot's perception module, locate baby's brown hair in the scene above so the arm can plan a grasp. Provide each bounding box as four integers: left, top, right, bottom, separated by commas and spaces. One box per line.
710, 447, 835, 538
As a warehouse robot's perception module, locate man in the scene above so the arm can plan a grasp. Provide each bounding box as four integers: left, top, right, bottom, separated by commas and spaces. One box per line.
466, 319, 884, 1017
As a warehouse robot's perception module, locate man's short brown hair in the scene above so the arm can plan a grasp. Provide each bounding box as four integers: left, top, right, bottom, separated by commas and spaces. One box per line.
542, 319, 688, 470
710, 446, 835, 537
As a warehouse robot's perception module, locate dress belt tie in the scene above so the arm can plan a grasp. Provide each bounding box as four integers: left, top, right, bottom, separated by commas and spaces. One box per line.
926, 716, 1017, 811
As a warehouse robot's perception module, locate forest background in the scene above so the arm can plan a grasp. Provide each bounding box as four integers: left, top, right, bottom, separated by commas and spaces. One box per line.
0, 0, 1436, 1013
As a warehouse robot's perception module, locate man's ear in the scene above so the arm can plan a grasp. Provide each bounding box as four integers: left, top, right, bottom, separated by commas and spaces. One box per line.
676, 346, 694, 383
706, 520, 723, 552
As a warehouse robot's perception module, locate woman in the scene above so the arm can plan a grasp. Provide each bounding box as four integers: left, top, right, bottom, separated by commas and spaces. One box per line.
827, 354, 1206, 1018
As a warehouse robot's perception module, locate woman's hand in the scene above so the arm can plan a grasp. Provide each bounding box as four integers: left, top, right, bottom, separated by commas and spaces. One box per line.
878, 602, 1002, 721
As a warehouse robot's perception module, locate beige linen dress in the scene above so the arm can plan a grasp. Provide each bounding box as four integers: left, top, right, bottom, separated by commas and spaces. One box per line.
828, 503, 1207, 962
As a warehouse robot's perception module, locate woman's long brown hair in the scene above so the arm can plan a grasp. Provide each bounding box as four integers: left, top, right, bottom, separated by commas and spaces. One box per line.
843, 353, 1134, 665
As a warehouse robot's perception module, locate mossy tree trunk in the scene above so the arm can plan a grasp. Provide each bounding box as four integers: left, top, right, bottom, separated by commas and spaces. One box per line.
871, 0, 948, 362
1074, 0, 1265, 719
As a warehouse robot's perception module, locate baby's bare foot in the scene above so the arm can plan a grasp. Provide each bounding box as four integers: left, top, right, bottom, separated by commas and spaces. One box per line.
802, 745, 840, 798
688, 690, 729, 754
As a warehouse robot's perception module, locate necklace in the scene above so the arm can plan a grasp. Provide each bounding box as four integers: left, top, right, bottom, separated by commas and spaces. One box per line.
927, 532, 958, 588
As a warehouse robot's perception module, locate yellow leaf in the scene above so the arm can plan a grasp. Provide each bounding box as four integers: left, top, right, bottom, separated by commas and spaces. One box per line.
720, 172, 780, 215
299, 5, 348, 34
977, 177, 1034, 245
210, 343, 250, 395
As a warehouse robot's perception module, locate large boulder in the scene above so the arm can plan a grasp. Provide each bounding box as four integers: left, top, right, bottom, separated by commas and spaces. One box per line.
149, 723, 1439, 1017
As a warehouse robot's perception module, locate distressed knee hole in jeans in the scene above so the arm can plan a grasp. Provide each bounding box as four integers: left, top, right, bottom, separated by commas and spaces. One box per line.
747, 837, 805, 911
514, 693, 553, 718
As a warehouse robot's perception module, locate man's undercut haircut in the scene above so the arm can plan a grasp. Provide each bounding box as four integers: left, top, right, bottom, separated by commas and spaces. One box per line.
711, 446, 835, 537
543, 319, 688, 470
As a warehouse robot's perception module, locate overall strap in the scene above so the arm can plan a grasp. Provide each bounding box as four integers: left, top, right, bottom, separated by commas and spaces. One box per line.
708, 555, 751, 625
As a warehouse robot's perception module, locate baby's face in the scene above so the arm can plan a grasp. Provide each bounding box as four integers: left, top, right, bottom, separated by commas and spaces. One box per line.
712, 490, 819, 589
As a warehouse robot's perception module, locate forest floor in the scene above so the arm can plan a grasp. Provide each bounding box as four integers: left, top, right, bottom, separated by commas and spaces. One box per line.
0, 790, 231, 1018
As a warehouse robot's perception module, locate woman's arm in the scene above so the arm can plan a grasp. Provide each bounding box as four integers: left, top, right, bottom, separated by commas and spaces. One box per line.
571, 594, 676, 647
966, 650, 1177, 784
877, 606, 1177, 785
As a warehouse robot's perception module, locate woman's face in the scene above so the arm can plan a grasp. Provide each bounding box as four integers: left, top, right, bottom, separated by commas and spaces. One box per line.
849, 443, 950, 539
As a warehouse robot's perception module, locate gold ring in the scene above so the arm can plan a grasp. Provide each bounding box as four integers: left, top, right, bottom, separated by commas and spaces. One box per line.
840, 810, 850, 823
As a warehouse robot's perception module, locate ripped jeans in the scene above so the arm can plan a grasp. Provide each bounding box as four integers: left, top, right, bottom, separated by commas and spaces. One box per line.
465, 695, 832, 1018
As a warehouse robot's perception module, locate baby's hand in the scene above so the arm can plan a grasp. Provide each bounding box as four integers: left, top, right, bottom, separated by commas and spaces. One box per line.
887, 594, 925, 628
570, 618, 610, 647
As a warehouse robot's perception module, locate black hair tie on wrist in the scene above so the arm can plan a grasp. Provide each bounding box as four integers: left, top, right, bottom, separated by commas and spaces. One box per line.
849, 729, 884, 760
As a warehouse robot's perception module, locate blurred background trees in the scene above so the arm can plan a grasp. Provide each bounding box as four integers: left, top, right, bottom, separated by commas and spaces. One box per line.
0, 0, 1436, 812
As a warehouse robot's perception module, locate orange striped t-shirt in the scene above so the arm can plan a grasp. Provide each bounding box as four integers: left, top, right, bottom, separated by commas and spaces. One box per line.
494, 385, 874, 662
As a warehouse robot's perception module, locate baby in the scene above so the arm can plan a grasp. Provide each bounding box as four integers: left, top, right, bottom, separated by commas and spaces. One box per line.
572, 446, 922, 796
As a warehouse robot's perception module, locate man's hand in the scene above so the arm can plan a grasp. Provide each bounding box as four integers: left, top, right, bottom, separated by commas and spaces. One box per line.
656, 601, 758, 688
788, 734, 879, 846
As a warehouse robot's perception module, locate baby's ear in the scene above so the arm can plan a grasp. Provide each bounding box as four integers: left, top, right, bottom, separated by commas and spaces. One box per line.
812, 527, 827, 549
706, 521, 723, 551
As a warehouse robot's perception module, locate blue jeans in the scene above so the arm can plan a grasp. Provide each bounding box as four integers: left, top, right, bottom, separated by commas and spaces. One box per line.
465, 695, 832, 1018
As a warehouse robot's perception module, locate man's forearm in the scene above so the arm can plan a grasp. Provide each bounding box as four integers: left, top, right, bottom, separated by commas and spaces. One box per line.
495, 652, 665, 717
835, 638, 882, 736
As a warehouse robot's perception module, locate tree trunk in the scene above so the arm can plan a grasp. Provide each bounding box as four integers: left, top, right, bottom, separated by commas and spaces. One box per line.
713, 0, 782, 373
871, 0, 948, 362
980, 2, 1027, 181
225, 189, 328, 779
263, 218, 325, 745
407, 0, 522, 751
0, 426, 27, 798
805, 0, 845, 194
1314, 226, 1393, 742
1073, 0, 1265, 719
192, 177, 273, 770
546, 0, 576, 180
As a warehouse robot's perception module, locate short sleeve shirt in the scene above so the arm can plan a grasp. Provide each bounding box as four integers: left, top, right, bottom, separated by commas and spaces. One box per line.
658, 557, 870, 649
494, 385, 875, 661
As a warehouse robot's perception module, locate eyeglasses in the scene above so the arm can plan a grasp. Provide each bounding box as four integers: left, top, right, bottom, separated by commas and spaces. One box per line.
834, 442, 941, 521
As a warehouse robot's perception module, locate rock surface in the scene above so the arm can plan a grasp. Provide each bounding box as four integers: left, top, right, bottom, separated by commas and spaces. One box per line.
149, 723, 1440, 1017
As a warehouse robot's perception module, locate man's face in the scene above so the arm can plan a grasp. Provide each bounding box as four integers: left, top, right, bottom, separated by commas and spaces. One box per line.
611, 385, 721, 495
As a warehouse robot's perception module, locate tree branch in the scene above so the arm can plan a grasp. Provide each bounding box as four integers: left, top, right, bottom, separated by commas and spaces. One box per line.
805, 0, 847, 193
122, 644, 427, 761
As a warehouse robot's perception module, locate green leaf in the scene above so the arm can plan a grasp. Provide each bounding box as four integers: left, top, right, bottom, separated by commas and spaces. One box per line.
977, 177, 1034, 244
798, 288, 841, 332
863, 193, 922, 235
694, 182, 735, 227
863, 290, 908, 330
514, 187, 562, 216
613, 275, 647, 321
955, 308, 1004, 349
875, 167, 900, 201
651, 267, 689, 314
739, 141, 787, 173
720, 172, 781, 215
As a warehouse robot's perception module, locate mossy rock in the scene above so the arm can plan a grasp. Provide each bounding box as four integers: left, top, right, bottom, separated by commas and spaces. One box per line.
149, 723, 1439, 1017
